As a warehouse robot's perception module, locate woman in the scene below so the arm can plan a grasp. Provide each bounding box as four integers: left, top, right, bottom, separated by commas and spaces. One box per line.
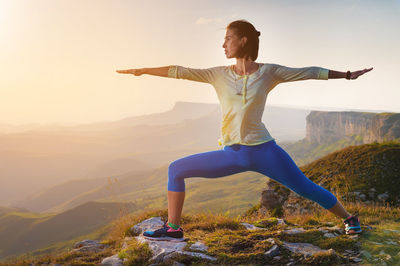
117, 20, 373, 241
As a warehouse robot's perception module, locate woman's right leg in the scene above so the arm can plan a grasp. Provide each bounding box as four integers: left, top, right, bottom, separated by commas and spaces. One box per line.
167, 145, 248, 226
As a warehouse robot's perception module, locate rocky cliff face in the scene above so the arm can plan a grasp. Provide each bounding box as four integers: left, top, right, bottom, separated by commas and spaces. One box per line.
306, 111, 400, 144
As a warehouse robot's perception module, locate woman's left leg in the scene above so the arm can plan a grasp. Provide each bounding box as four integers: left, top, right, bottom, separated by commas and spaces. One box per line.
251, 140, 349, 218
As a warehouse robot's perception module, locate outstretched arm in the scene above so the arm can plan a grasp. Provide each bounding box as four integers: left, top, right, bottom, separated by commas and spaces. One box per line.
271, 64, 374, 84
116, 66, 169, 77
328, 67, 373, 80
117, 65, 219, 84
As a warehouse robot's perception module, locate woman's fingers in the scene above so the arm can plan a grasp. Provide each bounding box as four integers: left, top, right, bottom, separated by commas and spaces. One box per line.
116, 69, 132, 74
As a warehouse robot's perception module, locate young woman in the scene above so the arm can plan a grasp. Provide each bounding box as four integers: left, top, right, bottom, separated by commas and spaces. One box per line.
117, 20, 373, 241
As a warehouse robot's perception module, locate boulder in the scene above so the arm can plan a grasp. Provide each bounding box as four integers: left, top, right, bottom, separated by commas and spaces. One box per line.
283, 242, 335, 257
130, 216, 164, 235
101, 254, 123, 266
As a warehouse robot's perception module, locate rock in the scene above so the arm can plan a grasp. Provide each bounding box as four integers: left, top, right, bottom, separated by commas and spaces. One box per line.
283, 242, 335, 257
379, 250, 392, 261
136, 235, 187, 263
163, 251, 217, 262
101, 254, 123, 266
266, 238, 275, 245
189, 241, 208, 252
240, 222, 265, 231
277, 218, 286, 225
264, 245, 280, 257
273, 256, 281, 260
73, 239, 102, 248
385, 239, 398, 245
72, 239, 105, 253
130, 217, 165, 235
351, 257, 362, 263
361, 250, 372, 259
359, 194, 367, 201
172, 261, 186, 266
260, 180, 290, 214
323, 233, 336, 238
283, 228, 306, 234
378, 192, 389, 201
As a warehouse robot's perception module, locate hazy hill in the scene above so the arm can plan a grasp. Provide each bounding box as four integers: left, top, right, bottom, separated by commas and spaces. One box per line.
2, 102, 313, 206
0, 201, 136, 260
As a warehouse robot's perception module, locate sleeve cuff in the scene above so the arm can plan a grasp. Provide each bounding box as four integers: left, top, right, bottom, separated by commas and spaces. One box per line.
318, 68, 329, 80
168, 65, 178, 78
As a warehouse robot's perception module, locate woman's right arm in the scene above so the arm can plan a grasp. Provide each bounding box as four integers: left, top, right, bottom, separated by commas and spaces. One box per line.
116, 66, 169, 77
117, 65, 218, 84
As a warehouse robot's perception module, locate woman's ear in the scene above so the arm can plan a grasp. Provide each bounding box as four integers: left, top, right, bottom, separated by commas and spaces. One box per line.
241, 36, 247, 47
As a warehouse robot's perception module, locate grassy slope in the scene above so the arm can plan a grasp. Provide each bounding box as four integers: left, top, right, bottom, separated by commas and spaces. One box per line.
2, 141, 399, 262
299, 141, 400, 205
6, 202, 400, 265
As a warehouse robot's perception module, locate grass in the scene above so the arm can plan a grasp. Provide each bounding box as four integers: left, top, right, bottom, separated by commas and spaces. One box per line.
3, 200, 400, 265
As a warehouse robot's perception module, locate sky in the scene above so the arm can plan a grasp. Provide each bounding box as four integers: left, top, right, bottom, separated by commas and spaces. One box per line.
0, 0, 399, 126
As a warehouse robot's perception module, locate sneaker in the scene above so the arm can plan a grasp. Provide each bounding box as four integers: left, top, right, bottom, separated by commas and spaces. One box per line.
343, 214, 362, 234
143, 222, 184, 241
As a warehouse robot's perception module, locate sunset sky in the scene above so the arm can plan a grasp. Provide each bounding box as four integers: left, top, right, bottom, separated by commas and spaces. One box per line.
0, 0, 399, 126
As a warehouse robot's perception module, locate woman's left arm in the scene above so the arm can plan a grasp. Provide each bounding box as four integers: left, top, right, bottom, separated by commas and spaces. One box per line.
328, 67, 373, 79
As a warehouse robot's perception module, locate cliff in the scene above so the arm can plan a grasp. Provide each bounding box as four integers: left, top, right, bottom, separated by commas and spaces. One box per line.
306, 111, 400, 144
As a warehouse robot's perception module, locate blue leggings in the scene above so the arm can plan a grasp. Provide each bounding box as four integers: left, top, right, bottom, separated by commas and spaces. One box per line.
168, 140, 337, 209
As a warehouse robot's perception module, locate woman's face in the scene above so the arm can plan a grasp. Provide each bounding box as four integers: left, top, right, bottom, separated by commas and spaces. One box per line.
222, 28, 246, 59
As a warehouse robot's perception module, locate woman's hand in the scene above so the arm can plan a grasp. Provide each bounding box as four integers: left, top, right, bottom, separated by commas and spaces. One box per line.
116, 68, 146, 76
350, 67, 373, 79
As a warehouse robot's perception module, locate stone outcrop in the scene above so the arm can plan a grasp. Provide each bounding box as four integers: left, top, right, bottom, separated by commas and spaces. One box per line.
306, 111, 400, 144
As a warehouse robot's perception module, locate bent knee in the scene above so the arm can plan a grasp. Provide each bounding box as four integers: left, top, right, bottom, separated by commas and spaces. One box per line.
168, 161, 185, 191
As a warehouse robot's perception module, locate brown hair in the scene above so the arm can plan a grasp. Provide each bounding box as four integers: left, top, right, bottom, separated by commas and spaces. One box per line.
226, 20, 260, 61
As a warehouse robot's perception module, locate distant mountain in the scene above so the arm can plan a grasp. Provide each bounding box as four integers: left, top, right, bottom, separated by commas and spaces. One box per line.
306, 111, 400, 144
1, 102, 314, 206
0, 201, 136, 260
281, 110, 400, 166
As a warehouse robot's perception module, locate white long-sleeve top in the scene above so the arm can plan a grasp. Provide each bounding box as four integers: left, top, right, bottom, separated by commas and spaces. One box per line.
168, 63, 329, 147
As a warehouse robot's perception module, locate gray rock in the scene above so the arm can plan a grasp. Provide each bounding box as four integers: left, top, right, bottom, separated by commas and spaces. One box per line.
163, 251, 217, 262
361, 250, 372, 259
240, 222, 265, 231
172, 261, 186, 266
131, 217, 165, 235
277, 218, 286, 225
264, 245, 280, 257
283, 242, 335, 257
101, 254, 123, 266
351, 257, 362, 262
266, 238, 276, 245
72, 239, 105, 253
378, 192, 389, 201
324, 233, 336, 238
136, 235, 187, 263
359, 193, 367, 201
385, 239, 398, 245
189, 241, 208, 252
284, 228, 306, 234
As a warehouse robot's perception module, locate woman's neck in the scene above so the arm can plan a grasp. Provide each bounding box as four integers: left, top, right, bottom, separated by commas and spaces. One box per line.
233, 57, 258, 76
